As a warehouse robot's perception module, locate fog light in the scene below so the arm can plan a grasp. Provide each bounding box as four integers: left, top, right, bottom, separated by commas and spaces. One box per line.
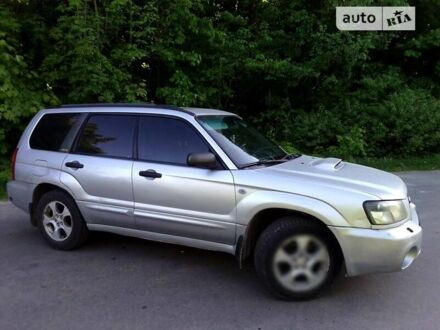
402, 247, 419, 269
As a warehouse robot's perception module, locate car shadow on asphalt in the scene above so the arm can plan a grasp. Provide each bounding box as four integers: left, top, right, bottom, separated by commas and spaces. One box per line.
81, 231, 364, 301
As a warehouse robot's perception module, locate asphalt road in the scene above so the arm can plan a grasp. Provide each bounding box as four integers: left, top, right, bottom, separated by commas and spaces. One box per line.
0, 171, 439, 330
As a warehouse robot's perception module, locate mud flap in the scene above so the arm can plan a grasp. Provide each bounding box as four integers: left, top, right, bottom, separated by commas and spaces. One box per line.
235, 235, 244, 269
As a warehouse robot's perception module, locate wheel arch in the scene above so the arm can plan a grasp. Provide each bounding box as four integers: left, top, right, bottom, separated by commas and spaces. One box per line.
238, 207, 344, 265
30, 183, 75, 226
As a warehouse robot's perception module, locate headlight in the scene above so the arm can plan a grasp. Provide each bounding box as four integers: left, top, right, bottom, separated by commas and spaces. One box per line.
363, 200, 408, 225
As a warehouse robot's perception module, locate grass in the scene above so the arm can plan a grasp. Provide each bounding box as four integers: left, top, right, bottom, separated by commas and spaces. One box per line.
0, 154, 439, 201
354, 154, 440, 172
0, 163, 9, 201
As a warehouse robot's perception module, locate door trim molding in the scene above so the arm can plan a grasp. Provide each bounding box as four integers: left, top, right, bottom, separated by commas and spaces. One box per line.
87, 224, 236, 255
134, 209, 231, 229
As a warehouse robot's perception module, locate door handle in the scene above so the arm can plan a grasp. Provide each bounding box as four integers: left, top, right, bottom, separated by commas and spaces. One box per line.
139, 169, 162, 178
65, 161, 84, 169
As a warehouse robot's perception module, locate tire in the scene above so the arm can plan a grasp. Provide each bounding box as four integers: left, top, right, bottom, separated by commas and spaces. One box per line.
35, 190, 89, 250
254, 216, 342, 300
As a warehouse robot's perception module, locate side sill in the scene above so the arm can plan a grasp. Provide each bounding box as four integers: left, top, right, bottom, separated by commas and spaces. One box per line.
87, 224, 236, 255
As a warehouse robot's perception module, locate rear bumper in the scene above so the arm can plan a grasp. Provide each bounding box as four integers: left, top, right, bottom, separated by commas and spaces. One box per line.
7, 180, 34, 213
329, 203, 422, 276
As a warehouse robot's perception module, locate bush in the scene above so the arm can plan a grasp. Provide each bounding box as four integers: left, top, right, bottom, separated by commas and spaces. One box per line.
260, 71, 440, 158
332, 127, 367, 161
0, 1, 439, 160
0, 5, 57, 156
0, 160, 9, 199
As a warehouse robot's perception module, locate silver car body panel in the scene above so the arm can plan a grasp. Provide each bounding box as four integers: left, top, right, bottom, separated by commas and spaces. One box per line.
61, 154, 136, 228
329, 203, 422, 276
132, 161, 237, 245
87, 224, 236, 254
7, 105, 423, 277
6, 180, 34, 212
232, 155, 409, 229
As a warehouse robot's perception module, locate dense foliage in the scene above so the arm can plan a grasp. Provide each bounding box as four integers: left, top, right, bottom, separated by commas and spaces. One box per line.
0, 0, 439, 159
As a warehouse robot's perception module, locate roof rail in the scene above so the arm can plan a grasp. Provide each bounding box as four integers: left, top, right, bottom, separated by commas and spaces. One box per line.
59, 103, 194, 115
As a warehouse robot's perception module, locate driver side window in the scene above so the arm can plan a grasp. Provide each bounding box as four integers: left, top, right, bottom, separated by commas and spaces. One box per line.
138, 116, 210, 165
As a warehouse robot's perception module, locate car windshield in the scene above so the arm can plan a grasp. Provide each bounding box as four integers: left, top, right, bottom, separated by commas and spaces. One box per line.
197, 115, 287, 168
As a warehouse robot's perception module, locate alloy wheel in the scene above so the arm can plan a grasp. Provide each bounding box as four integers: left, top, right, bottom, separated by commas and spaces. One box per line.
272, 234, 330, 292
42, 201, 73, 241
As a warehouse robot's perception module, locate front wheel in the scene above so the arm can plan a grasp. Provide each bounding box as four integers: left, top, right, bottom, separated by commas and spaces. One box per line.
35, 190, 89, 250
254, 216, 342, 300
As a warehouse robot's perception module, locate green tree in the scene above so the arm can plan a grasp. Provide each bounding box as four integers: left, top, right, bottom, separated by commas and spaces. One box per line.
0, 4, 56, 155
0, 0, 438, 158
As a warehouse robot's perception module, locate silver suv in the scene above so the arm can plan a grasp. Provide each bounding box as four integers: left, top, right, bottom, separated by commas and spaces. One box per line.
7, 104, 422, 300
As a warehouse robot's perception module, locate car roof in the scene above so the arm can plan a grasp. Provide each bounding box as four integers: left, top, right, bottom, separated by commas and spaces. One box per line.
44, 104, 236, 117
182, 107, 234, 116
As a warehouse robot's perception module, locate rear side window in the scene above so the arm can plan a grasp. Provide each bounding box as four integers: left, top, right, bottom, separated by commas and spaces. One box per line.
138, 116, 210, 165
30, 113, 83, 152
75, 114, 136, 158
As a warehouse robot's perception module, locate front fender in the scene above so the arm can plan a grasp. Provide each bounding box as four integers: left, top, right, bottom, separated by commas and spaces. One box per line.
234, 190, 359, 267
237, 190, 353, 227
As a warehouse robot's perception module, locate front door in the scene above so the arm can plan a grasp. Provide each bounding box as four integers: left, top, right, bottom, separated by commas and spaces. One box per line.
132, 115, 236, 245
62, 113, 137, 228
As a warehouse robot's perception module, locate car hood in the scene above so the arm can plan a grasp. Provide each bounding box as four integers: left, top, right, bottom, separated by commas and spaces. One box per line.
252, 155, 408, 200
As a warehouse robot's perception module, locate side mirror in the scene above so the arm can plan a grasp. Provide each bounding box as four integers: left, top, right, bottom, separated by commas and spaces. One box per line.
187, 152, 218, 169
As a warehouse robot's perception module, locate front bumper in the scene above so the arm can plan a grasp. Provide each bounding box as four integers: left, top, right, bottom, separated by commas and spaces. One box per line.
329, 203, 422, 276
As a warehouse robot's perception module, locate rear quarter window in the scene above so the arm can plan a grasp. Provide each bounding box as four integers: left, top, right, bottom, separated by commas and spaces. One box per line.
74, 114, 136, 159
30, 113, 84, 152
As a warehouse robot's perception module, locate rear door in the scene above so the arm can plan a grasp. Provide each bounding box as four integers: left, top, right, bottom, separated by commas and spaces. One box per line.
132, 115, 236, 245
62, 113, 137, 228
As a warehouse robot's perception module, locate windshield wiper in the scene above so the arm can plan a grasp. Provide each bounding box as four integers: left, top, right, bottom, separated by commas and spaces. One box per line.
240, 154, 301, 169
239, 159, 285, 169
280, 153, 302, 160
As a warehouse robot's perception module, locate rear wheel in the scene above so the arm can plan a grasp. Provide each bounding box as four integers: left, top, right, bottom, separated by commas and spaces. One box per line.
35, 190, 89, 250
254, 216, 342, 300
